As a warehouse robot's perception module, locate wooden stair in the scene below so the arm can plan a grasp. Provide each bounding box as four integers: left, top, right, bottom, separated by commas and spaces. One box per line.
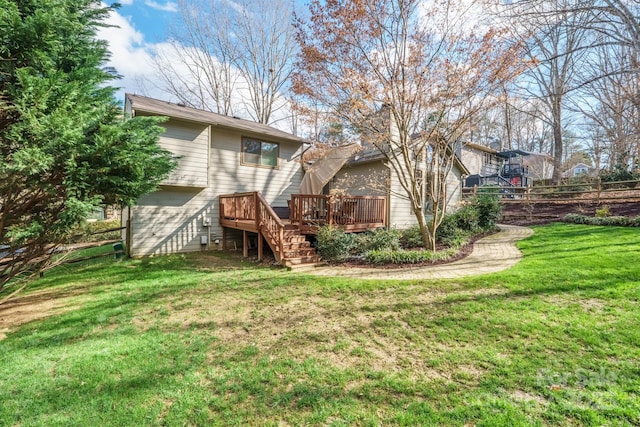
278, 225, 321, 268
220, 191, 323, 268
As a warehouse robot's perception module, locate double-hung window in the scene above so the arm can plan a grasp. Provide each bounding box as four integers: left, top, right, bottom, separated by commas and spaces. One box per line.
241, 137, 279, 168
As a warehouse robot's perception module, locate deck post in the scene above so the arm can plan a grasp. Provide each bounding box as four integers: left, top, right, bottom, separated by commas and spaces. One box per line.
257, 233, 263, 261
243, 230, 248, 257
222, 227, 227, 251
234, 193, 239, 226
254, 192, 259, 230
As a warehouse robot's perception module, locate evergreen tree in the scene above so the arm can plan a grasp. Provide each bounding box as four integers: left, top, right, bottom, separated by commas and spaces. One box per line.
0, 0, 176, 289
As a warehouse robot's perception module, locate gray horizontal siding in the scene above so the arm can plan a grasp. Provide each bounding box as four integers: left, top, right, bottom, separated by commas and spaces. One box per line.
331, 162, 388, 197
160, 120, 209, 187
389, 168, 418, 229
130, 120, 303, 256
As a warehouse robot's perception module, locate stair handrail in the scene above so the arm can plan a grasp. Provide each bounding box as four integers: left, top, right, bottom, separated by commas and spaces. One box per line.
497, 175, 515, 187
256, 192, 285, 261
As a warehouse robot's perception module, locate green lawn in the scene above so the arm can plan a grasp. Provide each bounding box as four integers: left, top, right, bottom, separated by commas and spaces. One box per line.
0, 223, 638, 426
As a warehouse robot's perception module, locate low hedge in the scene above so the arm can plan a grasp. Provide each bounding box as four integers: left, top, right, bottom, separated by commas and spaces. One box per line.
364, 247, 458, 265
563, 213, 640, 227
354, 228, 401, 252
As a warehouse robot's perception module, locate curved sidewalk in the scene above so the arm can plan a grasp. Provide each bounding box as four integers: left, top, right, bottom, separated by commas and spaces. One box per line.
304, 224, 534, 280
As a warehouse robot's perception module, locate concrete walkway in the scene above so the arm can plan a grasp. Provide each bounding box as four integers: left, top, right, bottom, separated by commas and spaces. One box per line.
303, 224, 534, 280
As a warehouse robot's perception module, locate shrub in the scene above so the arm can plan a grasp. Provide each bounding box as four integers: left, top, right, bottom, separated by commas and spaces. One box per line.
474, 194, 502, 230
364, 248, 457, 264
600, 165, 639, 183
354, 228, 401, 253
453, 203, 480, 232
434, 195, 500, 248
595, 205, 610, 218
315, 226, 353, 261
563, 213, 588, 224
399, 225, 424, 249
563, 214, 640, 227
436, 214, 468, 247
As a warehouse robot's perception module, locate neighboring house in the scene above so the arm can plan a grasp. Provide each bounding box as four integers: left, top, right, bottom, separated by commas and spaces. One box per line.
122, 94, 305, 257
460, 143, 501, 187
563, 162, 594, 178
460, 143, 553, 187
327, 141, 469, 229
460, 143, 501, 178
522, 152, 554, 182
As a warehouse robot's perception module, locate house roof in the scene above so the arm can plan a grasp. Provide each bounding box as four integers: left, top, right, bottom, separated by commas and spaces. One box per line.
125, 93, 306, 144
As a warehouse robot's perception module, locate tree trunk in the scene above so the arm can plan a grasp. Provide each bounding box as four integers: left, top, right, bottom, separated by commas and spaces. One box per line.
551, 98, 564, 184
415, 206, 436, 252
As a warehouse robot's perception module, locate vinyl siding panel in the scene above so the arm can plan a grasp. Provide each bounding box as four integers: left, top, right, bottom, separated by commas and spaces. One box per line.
444, 167, 463, 213
209, 128, 302, 207
460, 149, 484, 177
388, 167, 418, 229
330, 161, 388, 197
159, 120, 209, 187
330, 161, 417, 229
331, 160, 464, 229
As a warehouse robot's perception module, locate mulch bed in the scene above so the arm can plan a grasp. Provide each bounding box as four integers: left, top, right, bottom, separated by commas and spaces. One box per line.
329, 230, 496, 270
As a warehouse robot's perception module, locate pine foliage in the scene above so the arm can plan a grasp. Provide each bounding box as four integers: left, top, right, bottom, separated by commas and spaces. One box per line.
0, 0, 176, 288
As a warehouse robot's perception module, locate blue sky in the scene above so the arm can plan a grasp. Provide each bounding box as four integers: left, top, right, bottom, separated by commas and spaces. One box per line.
99, 0, 307, 110
97, 1, 181, 102
115, 0, 177, 43
98, 0, 310, 132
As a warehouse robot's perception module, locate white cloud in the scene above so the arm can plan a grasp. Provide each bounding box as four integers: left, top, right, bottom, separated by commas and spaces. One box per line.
97, 7, 165, 101
144, 1, 178, 13
97, 5, 297, 133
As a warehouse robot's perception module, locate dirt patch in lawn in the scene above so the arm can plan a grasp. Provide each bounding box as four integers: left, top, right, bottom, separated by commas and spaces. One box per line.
0, 287, 85, 339
144, 285, 503, 379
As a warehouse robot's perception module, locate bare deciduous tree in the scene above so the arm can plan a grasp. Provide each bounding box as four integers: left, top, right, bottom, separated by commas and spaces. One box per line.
475, 95, 554, 154
294, 0, 524, 249
577, 43, 640, 170
151, 0, 298, 125
500, 0, 595, 184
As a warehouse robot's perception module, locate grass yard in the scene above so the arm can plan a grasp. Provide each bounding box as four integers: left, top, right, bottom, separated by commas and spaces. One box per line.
0, 223, 638, 426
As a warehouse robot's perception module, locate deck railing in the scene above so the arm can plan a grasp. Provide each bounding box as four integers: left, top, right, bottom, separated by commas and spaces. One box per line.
256, 193, 285, 260
219, 192, 285, 260
219, 192, 258, 224
290, 194, 386, 233
220, 192, 387, 244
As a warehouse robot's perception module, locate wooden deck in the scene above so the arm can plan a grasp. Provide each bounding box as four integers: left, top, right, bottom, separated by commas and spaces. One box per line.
219, 192, 387, 266
289, 194, 386, 234
220, 193, 386, 234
